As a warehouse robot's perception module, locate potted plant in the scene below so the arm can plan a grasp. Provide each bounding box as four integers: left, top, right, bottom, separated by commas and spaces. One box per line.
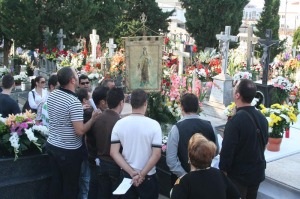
259, 103, 298, 151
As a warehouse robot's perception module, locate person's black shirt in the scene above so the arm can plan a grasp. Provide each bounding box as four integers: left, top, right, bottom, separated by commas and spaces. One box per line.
0, 93, 21, 117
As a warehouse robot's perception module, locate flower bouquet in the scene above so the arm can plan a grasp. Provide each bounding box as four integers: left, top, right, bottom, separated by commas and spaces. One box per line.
109, 50, 126, 79
271, 76, 295, 104
0, 66, 10, 79
13, 72, 28, 85
260, 103, 298, 138
233, 71, 252, 86
0, 111, 48, 160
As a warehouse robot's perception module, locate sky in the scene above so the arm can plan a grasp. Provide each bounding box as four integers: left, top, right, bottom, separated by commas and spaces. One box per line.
249, 0, 265, 8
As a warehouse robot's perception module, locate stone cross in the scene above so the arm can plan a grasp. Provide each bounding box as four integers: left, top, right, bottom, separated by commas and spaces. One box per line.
174, 43, 190, 75
258, 29, 279, 85
240, 27, 259, 70
57, 29, 66, 51
106, 38, 117, 58
90, 29, 99, 61
216, 26, 239, 74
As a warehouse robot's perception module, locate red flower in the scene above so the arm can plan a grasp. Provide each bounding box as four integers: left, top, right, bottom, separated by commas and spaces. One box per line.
59, 50, 68, 57
192, 45, 197, 53
85, 62, 91, 72
82, 49, 88, 58
52, 48, 58, 53
164, 37, 170, 45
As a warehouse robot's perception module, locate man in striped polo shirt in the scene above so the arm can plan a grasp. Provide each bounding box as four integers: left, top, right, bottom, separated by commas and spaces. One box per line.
46, 67, 99, 199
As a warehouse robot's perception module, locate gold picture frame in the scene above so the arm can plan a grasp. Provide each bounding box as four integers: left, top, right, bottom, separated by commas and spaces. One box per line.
124, 36, 163, 92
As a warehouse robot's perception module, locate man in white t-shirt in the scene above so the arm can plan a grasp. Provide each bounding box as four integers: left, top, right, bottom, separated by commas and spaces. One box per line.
110, 89, 162, 199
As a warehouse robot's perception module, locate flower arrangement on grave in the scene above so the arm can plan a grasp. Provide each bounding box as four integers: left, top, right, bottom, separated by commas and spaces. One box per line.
228, 48, 247, 76
196, 49, 220, 65
259, 103, 298, 138
70, 52, 85, 70
13, 73, 28, 85
0, 111, 48, 160
0, 66, 10, 79
82, 62, 103, 82
109, 50, 126, 79
233, 71, 252, 86
271, 76, 295, 104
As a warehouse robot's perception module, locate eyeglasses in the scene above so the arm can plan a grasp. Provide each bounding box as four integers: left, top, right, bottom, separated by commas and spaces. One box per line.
80, 82, 90, 85
40, 81, 46, 84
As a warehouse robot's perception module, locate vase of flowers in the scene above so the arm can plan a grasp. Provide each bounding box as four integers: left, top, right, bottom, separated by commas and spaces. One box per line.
260, 103, 298, 151
233, 71, 252, 86
271, 76, 295, 104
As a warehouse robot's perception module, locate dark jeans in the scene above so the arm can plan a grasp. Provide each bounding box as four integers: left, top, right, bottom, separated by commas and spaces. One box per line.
229, 177, 260, 199
46, 142, 83, 199
88, 159, 121, 199
121, 171, 159, 199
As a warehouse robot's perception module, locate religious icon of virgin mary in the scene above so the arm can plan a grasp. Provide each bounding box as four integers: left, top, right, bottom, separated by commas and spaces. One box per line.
137, 47, 152, 86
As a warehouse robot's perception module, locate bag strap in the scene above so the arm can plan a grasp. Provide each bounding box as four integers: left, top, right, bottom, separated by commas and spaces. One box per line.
239, 110, 265, 157
31, 90, 35, 100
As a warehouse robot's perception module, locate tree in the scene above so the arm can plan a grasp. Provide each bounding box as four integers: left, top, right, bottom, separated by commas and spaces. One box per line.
113, 0, 173, 46
255, 0, 285, 61
180, 0, 249, 50
293, 26, 300, 48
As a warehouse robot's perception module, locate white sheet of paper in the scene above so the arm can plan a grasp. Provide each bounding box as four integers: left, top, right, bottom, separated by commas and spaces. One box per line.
113, 178, 132, 195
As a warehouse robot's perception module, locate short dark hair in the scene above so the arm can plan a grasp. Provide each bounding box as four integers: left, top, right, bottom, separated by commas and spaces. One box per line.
79, 74, 88, 83
131, 89, 147, 109
57, 67, 75, 86
101, 78, 114, 87
107, 88, 124, 109
92, 86, 109, 105
76, 88, 89, 103
48, 74, 58, 89
180, 93, 199, 113
235, 79, 257, 103
2, 74, 14, 89
31, 75, 44, 89
188, 133, 216, 169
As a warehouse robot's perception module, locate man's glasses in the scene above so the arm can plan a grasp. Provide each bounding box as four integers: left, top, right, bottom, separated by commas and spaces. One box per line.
80, 82, 90, 85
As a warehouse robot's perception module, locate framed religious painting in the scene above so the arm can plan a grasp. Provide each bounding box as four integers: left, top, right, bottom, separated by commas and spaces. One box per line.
124, 36, 164, 92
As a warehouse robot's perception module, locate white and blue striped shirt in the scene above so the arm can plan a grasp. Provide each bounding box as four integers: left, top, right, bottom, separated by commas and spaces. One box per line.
47, 88, 83, 149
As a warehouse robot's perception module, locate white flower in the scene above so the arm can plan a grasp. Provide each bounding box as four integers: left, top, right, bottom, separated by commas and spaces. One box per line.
32, 125, 49, 136
251, 98, 259, 106
9, 132, 20, 151
280, 114, 290, 123
162, 136, 168, 144
24, 128, 38, 142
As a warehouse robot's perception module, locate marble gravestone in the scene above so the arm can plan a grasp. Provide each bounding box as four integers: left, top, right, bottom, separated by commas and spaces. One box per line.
174, 43, 190, 75
203, 26, 238, 119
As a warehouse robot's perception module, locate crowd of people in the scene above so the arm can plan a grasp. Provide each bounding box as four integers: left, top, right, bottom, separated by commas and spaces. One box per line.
0, 66, 268, 199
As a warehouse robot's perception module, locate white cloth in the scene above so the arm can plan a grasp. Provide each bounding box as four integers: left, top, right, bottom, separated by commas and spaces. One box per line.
28, 88, 48, 110
111, 115, 162, 175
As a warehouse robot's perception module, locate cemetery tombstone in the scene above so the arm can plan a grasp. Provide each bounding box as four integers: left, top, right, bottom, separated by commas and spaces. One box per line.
174, 43, 190, 75
57, 29, 66, 51
239, 26, 259, 70
255, 29, 279, 107
203, 26, 238, 119
106, 38, 117, 58
90, 29, 99, 62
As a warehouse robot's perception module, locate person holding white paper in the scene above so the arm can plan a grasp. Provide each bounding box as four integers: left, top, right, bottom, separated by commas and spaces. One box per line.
110, 89, 162, 199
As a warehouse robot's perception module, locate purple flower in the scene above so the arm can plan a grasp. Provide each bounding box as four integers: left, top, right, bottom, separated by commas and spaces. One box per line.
284, 53, 290, 61
296, 54, 300, 61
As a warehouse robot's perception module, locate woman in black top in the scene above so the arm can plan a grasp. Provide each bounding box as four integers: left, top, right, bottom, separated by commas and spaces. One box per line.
171, 133, 240, 199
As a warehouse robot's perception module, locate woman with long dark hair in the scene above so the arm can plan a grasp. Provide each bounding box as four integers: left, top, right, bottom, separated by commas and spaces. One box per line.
27, 76, 48, 112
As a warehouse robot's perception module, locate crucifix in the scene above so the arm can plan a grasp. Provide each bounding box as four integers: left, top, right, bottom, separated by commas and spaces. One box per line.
216, 26, 239, 74
57, 29, 66, 51
258, 29, 279, 85
106, 38, 117, 58
90, 29, 100, 61
240, 27, 259, 70
174, 43, 190, 75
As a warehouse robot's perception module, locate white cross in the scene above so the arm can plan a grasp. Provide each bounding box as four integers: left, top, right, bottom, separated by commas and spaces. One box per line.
89, 29, 99, 61
216, 26, 239, 74
57, 29, 66, 51
106, 38, 117, 57
174, 43, 190, 75
239, 27, 258, 69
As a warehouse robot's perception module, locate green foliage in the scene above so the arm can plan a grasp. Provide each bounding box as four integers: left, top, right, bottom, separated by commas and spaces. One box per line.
147, 92, 177, 125
255, 0, 285, 61
180, 0, 249, 49
293, 26, 300, 47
